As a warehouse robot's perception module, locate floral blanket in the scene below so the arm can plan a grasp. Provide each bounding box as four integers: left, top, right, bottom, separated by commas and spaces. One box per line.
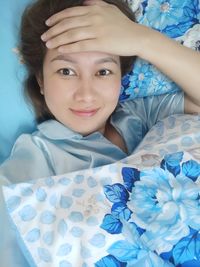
2, 114, 200, 267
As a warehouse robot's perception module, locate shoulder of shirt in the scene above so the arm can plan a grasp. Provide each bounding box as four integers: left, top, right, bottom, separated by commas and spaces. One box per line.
117, 93, 183, 109
15, 119, 82, 143
115, 98, 146, 111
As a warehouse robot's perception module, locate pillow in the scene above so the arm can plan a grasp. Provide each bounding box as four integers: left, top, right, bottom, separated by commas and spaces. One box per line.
1, 0, 199, 164
0, 0, 36, 164
120, 0, 200, 101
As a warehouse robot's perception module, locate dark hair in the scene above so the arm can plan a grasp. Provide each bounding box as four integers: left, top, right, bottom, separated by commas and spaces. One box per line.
19, 0, 136, 123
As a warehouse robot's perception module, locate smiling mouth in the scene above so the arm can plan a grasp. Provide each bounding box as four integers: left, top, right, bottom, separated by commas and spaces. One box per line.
70, 108, 99, 117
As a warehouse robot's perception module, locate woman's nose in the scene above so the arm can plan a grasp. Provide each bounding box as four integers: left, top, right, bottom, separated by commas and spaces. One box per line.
74, 79, 96, 102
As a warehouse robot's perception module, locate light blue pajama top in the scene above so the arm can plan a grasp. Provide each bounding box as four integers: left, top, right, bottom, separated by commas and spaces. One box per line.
0, 92, 184, 267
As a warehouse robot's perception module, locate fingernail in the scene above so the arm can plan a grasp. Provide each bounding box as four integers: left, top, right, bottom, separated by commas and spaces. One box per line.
41, 34, 47, 41
46, 41, 52, 48
45, 19, 51, 26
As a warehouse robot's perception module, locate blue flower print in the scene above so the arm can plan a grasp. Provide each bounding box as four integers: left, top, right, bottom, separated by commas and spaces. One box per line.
128, 167, 200, 254
127, 0, 149, 23
98, 152, 200, 266
173, 228, 200, 266
162, 151, 183, 167
121, 59, 180, 100
103, 183, 129, 204
100, 214, 123, 234
161, 152, 200, 181
101, 183, 132, 234
107, 221, 146, 265
182, 160, 200, 181
163, 0, 200, 37
126, 60, 154, 97
144, 0, 187, 30
98, 221, 174, 266
149, 69, 178, 95
120, 75, 132, 101
95, 254, 127, 267
183, 0, 200, 23
161, 151, 184, 176
121, 167, 140, 192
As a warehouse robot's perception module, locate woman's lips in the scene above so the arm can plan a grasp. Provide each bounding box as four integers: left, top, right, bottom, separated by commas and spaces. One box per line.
70, 108, 99, 117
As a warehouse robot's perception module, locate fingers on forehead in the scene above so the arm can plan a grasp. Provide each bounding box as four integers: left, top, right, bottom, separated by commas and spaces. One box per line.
46, 6, 91, 26
46, 1, 110, 26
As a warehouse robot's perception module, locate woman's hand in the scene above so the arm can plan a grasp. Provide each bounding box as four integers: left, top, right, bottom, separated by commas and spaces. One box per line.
41, 0, 143, 56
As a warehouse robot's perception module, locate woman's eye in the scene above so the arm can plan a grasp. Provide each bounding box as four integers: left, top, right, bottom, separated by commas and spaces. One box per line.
97, 69, 111, 76
58, 68, 75, 76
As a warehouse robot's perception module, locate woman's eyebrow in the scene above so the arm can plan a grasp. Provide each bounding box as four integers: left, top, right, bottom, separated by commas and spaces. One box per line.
51, 55, 76, 63
50, 55, 119, 65
95, 57, 119, 65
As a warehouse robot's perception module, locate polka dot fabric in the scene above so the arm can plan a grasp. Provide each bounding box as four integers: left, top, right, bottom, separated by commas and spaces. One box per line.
134, 114, 200, 158
3, 165, 125, 267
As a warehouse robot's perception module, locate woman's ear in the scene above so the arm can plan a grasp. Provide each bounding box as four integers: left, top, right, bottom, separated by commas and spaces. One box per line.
36, 73, 44, 95
40, 87, 44, 95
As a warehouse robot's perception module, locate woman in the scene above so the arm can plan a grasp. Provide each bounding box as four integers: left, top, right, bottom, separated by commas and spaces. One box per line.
0, 0, 199, 266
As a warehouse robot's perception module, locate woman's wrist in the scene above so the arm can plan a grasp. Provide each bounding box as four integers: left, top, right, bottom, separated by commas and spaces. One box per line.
134, 24, 160, 60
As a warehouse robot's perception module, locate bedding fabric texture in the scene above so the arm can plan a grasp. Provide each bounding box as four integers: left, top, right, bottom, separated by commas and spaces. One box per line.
0, 0, 199, 164
3, 113, 200, 267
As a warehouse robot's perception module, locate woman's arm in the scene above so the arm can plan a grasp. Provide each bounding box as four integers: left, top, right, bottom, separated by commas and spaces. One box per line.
137, 26, 200, 112
41, 0, 200, 112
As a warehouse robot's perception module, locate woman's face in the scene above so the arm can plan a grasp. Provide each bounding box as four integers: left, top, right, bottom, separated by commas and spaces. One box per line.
41, 49, 121, 136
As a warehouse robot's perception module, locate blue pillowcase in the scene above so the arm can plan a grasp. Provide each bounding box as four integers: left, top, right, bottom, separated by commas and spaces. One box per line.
1, 0, 200, 164
0, 0, 36, 164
